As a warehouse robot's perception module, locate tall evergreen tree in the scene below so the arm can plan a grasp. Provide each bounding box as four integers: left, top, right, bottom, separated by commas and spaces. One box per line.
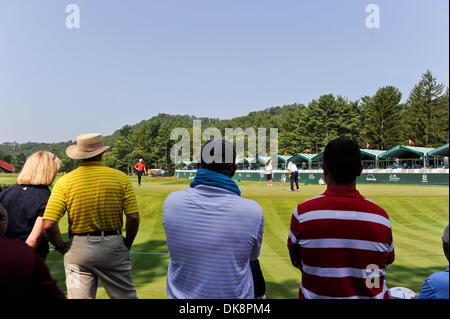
305, 94, 361, 153
108, 125, 135, 173
360, 86, 403, 150
278, 105, 308, 154
403, 70, 449, 147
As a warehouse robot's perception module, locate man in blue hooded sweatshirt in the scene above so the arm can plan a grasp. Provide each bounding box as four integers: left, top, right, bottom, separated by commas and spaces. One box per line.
163, 140, 264, 299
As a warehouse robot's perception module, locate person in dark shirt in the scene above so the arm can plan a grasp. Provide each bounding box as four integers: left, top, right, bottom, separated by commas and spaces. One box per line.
0, 151, 61, 259
250, 259, 266, 298
0, 203, 7, 236
0, 205, 65, 299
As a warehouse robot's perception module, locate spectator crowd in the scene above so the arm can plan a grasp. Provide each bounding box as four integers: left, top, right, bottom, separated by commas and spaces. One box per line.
0, 134, 448, 300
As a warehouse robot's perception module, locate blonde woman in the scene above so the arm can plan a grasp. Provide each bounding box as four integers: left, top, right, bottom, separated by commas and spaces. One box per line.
0, 151, 61, 259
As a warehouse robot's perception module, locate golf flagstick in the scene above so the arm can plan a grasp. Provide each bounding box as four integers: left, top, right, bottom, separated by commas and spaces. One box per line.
258, 172, 264, 184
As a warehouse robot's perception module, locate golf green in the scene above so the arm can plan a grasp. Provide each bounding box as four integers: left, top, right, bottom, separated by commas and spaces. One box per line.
2, 174, 449, 298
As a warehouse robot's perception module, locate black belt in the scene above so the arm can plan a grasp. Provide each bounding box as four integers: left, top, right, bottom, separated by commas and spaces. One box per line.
72, 230, 121, 237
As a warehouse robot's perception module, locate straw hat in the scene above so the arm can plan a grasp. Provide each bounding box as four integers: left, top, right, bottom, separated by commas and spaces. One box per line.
66, 133, 110, 160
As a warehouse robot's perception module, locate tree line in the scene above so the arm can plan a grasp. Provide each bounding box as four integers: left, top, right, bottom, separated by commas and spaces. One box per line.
0, 70, 448, 174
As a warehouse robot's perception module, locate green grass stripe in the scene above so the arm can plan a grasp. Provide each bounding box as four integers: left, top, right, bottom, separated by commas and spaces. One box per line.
1, 174, 448, 299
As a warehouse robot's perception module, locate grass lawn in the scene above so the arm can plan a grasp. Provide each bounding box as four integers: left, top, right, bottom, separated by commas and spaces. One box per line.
1, 174, 449, 298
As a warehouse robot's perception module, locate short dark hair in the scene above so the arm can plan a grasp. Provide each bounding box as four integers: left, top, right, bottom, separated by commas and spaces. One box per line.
200, 140, 236, 173
323, 138, 362, 184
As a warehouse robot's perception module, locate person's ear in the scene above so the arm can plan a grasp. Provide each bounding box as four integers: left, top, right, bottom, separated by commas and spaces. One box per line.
321, 161, 327, 175
230, 164, 238, 178
357, 162, 363, 177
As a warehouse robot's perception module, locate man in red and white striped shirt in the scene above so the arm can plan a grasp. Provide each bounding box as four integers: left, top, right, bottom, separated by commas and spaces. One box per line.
288, 138, 395, 299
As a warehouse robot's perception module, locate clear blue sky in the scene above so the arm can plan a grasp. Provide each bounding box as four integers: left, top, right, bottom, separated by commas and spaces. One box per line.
0, 0, 448, 143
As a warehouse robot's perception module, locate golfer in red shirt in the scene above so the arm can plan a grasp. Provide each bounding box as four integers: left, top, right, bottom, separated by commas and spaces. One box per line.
134, 159, 146, 186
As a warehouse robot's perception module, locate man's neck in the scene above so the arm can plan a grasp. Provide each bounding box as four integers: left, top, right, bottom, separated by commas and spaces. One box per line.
326, 180, 357, 189
82, 155, 103, 163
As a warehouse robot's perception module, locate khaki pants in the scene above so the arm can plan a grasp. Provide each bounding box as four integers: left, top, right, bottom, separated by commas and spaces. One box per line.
64, 234, 137, 299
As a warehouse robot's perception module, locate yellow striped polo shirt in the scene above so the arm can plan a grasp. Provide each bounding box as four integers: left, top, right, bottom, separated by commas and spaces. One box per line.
43, 161, 139, 234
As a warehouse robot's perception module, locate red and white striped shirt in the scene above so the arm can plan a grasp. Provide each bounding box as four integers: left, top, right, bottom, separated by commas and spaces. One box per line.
287, 187, 395, 299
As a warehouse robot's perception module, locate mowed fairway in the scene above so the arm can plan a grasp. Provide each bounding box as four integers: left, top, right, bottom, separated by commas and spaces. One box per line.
1, 174, 449, 298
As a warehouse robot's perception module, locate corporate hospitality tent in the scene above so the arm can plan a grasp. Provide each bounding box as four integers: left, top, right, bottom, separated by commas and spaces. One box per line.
175, 160, 197, 169
295, 148, 384, 169
308, 148, 384, 169
378, 146, 434, 168
237, 155, 292, 170
256, 156, 271, 165
288, 153, 316, 169
360, 149, 385, 169
310, 152, 324, 169
427, 144, 449, 168
236, 157, 257, 170
271, 155, 292, 170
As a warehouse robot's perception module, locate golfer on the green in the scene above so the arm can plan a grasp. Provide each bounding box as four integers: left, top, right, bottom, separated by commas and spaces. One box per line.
134, 159, 146, 186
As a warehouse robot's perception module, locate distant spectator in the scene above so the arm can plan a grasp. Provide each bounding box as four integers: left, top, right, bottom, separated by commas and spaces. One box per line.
163, 140, 264, 298
0, 151, 61, 260
288, 137, 395, 299
418, 224, 449, 299
280, 174, 286, 186
288, 161, 299, 192
0, 203, 65, 299
265, 161, 273, 187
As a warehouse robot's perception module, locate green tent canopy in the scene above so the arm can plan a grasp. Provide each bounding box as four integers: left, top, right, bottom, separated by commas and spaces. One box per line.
311, 152, 324, 165
236, 157, 256, 165
175, 160, 197, 169
427, 144, 449, 167
427, 144, 449, 157
288, 153, 316, 169
271, 155, 292, 169
256, 156, 272, 165
360, 149, 385, 168
236, 157, 256, 169
309, 149, 384, 168
379, 146, 434, 168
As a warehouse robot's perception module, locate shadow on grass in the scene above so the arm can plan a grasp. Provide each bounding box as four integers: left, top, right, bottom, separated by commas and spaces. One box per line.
387, 263, 447, 293
265, 279, 300, 299
47, 239, 447, 299
128, 240, 169, 288
46, 235, 170, 297
262, 264, 448, 298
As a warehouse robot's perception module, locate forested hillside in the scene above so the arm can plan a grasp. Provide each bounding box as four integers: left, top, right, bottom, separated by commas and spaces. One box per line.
1, 70, 448, 173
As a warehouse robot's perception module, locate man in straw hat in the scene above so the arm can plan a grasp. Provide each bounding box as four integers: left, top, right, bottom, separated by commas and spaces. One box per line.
42, 133, 140, 299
